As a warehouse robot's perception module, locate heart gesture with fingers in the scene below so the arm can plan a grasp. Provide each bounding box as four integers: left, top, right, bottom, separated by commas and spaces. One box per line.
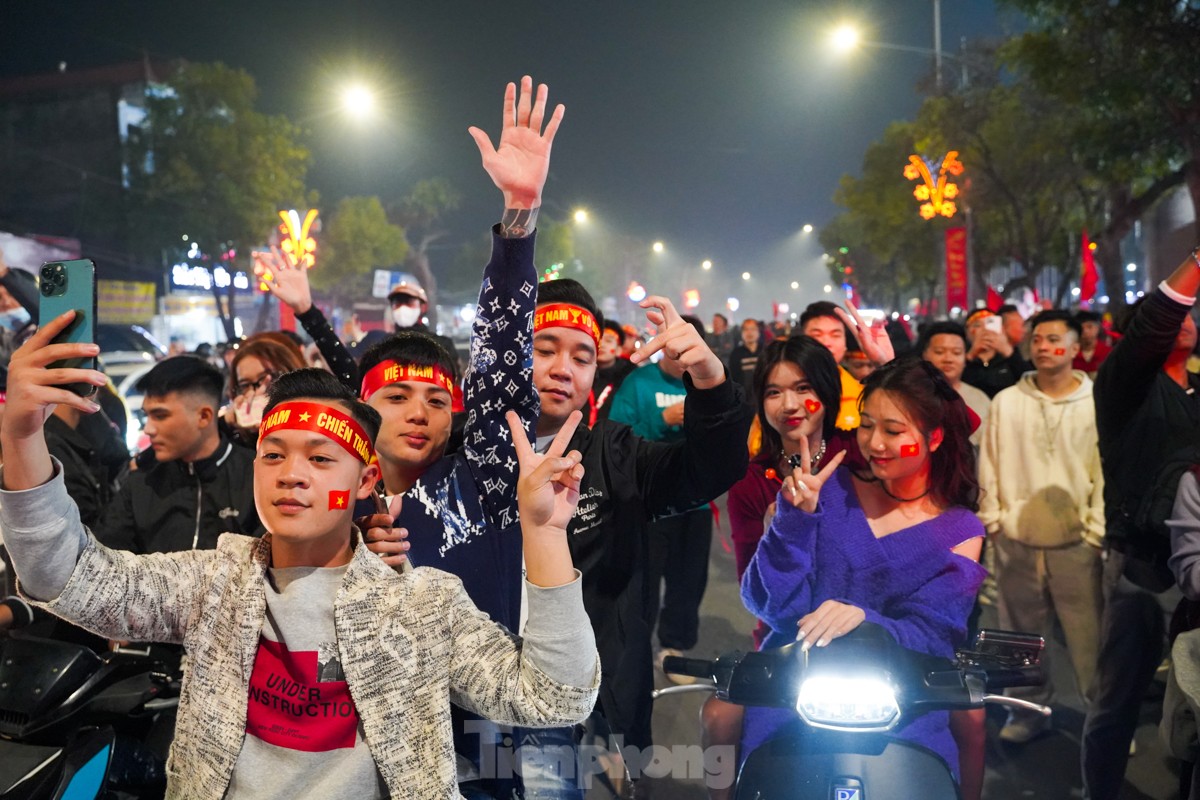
469, 76, 564, 210
630, 295, 725, 389
836, 302, 894, 367
781, 435, 846, 514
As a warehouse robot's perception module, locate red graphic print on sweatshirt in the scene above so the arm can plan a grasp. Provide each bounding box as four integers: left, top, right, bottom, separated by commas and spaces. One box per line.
245, 637, 358, 751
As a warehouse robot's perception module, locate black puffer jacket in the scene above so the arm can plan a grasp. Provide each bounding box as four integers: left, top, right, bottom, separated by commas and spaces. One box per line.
94, 436, 263, 554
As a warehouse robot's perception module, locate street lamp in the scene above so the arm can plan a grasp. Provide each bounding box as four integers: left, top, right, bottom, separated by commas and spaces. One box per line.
828, 1, 960, 92
652, 241, 665, 254
340, 84, 376, 120
742, 272, 751, 281
802, 224, 814, 234
573, 209, 589, 224
702, 259, 712, 270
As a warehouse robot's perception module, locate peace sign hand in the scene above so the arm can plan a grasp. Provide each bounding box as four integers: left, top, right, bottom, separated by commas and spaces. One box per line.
630, 295, 725, 388
257, 246, 313, 314
781, 437, 846, 514
468, 76, 565, 210
507, 409, 585, 534
836, 302, 893, 367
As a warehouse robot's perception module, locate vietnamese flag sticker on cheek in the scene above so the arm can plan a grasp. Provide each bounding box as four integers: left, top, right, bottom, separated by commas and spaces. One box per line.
900, 443, 920, 458
804, 399, 822, 414
329, 490, 350, 510
1054, 348, 1066, 356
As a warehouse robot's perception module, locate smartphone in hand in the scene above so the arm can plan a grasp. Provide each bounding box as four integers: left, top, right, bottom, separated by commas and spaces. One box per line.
38, 258, 98, 397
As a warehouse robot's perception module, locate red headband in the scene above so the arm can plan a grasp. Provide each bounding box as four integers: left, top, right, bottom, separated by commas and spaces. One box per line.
534, 303, 601, 347
258, 401, 375, 465
360, 360, 455, 402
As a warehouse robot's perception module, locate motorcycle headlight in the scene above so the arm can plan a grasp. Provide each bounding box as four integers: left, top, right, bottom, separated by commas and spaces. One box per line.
795, 674, 900, 732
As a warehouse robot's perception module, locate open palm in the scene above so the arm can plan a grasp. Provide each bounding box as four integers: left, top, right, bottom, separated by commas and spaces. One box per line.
469, 76, 564, 209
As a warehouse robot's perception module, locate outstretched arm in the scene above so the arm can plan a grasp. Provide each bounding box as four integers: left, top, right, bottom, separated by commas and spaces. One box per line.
257, 247, 360, 391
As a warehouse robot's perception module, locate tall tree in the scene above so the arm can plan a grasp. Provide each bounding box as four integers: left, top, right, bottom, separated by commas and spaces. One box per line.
1001, 0, 1198, 307
314, 196, 409, 310
826, 121, 941, 309
126, 62, 311, 338
913, 48, 1093, 304
388, 178, 460, 325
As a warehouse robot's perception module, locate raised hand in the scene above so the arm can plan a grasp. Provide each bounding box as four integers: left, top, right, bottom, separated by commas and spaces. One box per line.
630, 295, 725, 388
1, 311, 106, 490
508, 409, 584, 534
836, 302, 894, 366
468, 76, 564, 210
797, 599, 866, 650
781, 436, 846, 514
257, 246, 313, 314
361, 494, 410, 569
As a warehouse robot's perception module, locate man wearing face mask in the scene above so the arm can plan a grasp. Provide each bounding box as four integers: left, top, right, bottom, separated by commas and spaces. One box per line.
387, 280, 462, 371
94, 356, 263, 554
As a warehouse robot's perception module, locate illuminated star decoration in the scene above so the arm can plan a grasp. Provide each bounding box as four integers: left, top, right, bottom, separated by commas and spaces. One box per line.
903, 152, 963, 220
804, 399, 821, 414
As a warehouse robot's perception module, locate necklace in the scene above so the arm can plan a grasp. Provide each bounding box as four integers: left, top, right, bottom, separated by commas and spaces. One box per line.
784, 439, 827, 474
1038, 400, 1068, 456
878, 483, 932, 503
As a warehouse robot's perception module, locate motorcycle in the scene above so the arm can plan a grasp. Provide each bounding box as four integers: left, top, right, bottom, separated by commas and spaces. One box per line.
657, 624, 1049, 800
0, 635, 180, 800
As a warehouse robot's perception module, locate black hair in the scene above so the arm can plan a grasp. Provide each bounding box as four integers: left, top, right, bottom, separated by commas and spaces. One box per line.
681, 314, 706, 338
997, 304, 1020, 317
602, 319, 626, 345
799, 301, 848, 334
713, 313, 729, 326
358, 330, 462, 390
1074, 310, 1102, 325
1029, 309, 1082, 340
917, 321, 968, 355
264, 368, 382, 443
859, 357, 979, 512
753, 336, 842, 466
537, 278, 602, 325
136, 355, 225, 409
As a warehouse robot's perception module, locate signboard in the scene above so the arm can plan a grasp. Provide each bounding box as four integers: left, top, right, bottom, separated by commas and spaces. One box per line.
98, 280, 156, 325
372, 269, 417, 299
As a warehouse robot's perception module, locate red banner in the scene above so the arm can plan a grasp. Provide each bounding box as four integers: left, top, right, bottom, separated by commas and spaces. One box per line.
945, 227, 968, 311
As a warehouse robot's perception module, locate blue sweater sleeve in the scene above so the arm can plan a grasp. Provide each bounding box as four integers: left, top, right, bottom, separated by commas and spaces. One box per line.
459, 227, 540, 529
740, 498, 822, 635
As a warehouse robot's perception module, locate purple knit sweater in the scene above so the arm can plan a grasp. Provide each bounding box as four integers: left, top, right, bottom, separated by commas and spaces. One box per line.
739, 467, 986, 778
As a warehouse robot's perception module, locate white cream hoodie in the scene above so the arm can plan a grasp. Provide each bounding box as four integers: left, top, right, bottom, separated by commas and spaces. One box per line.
977, 370, 1105, 548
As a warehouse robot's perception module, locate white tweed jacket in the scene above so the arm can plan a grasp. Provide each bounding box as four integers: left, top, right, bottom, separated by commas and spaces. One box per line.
29, 525, 599, 799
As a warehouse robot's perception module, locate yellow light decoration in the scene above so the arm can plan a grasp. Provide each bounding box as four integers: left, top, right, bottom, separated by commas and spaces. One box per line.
279, 208, 319, 269
904, 152, 963, 219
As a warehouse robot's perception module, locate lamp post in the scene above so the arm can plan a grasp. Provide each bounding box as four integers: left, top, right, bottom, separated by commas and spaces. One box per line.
830, 3, 969, 92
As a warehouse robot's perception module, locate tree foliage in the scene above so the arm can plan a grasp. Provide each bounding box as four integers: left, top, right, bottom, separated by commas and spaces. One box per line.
125, 62, 311, 336
316, 196, 408, 308
1000, 0, 1200, 306
823, 121, 940, 308
388, 178, 461, 322
126, 62, 310, 264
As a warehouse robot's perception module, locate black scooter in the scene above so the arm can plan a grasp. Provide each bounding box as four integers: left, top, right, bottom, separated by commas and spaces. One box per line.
0, 635, 179, 800
657, 624, 1049, 800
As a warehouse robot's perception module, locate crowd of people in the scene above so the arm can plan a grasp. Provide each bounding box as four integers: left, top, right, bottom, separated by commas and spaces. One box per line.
1, 73, 1200, 800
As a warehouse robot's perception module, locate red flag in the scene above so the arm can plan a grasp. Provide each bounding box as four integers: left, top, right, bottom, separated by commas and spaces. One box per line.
1081, 230, 1099, 303
329, 490, 350, 510
986, 286, 1003, 311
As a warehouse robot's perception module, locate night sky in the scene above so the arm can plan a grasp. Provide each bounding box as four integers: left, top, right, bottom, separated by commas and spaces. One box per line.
2, 1, 1018, 316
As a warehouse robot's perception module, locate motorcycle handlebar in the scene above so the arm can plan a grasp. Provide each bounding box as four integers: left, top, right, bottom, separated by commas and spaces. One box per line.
662, 656, 714, 679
